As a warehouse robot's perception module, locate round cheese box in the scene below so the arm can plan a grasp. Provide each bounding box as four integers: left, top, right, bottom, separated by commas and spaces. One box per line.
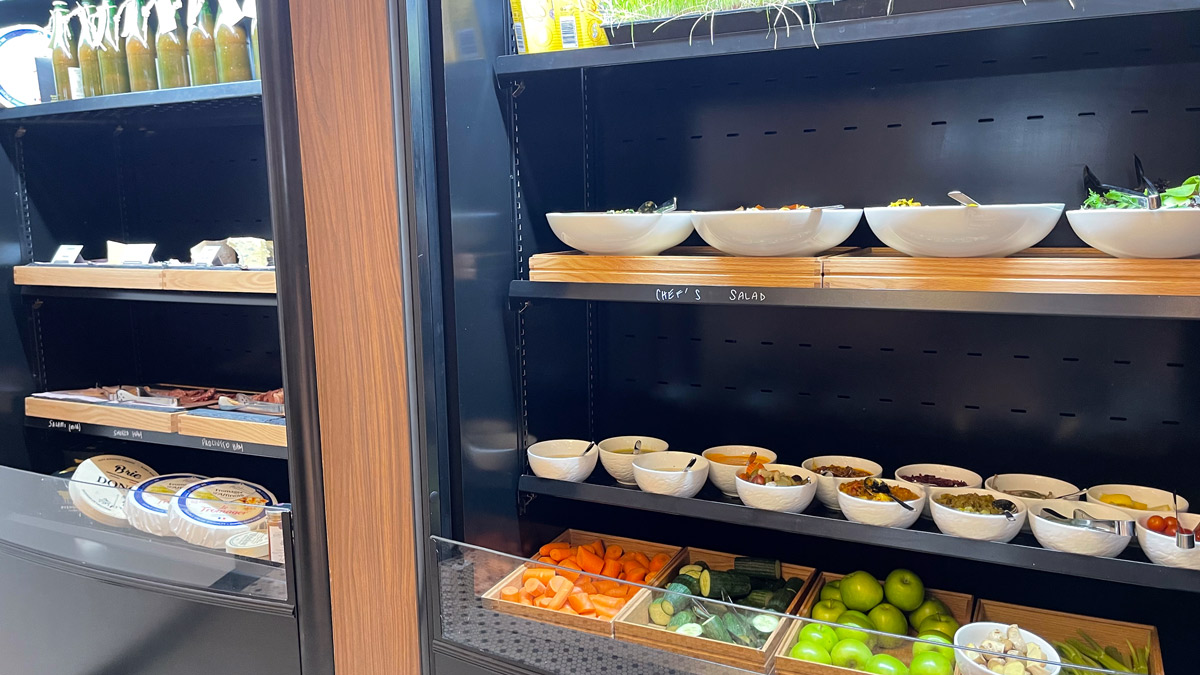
225, 531, 269, 558
168, 478, 278, 548
125, 473, 207, 537
67, 455, 159, 527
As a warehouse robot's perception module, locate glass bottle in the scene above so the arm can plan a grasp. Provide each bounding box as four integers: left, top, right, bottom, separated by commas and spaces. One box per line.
124, 0, 158, 91
49, 0, 80, 101
186, 0, 217, 85
214, 0, 250, 83
243, 0, 258, 80
77, 1, 103, 96
154, 0, 188, 88
96, 0, 130, 94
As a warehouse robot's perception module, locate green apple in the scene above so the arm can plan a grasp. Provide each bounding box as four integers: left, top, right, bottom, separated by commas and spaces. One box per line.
811, 599, 848, 623
820, 580, 844, 602
798, 623, 839, 653
907, 597, 949, 631
909, 651, 953, 675
912, 631, 954, 660
840, 571, 885, 612
867, 603, 908, 649
835, 610, 877, 649
883, 569, 925, 612
865, 653, 910, 675
831, 639, 874, 671
789, 640, 832, 664
917, 614, 959, 639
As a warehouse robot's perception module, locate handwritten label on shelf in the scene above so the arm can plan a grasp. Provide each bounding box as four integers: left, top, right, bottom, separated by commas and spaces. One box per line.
50, 245, 84, 264
655, 287, 701, 302
47, 419, 82, 432
729, 289, 767, 302
110, 428, 144, 439
201, 437, 246, 452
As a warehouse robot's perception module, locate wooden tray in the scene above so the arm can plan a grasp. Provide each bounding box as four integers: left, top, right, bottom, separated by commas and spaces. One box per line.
177, 415, 288, 447
480, 529, 683, 637
822, 247, 1200, 296
25, 397, 183, 433
973, 599, 1165, 675
529, 246, 856, 287
162, 269, 277, 293
13, 265, 163, 290
613, 547, 818, 673
775, 571, 974, 675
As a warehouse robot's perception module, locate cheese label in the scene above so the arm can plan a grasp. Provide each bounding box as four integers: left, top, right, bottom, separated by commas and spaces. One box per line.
176, 478, 276, 527
130, 473, 206, 515
69, 455, 159, 526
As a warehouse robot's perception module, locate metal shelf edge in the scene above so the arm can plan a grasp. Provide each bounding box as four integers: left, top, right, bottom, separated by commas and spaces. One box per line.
21, 285, 278, 306
0, 81, 263, 122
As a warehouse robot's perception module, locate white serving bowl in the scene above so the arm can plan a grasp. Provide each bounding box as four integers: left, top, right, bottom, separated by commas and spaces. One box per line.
954, 623, 1061, 675
691, 208, 862, 257
836, 478, 926, 529
1137, 512, 1200, 570
703, 445, 776, 497
1030, 499, 1132, 558
802, 455, 883, 511
985, 473, 1080, 533
895, 463, 984, 518
633, 451, 710, 498
929, 487, 1026, 543
734, 463, 819, 513
527, 439, 598, 482
545, 212, 695, 256
1085, 484, 1188, 519
863, 203, 1063, 257
597, 436, 669, 485
1066, 208, 1200, 258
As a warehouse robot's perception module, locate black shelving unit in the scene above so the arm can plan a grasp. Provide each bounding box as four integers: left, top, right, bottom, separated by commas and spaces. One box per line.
21, 285, 278, 306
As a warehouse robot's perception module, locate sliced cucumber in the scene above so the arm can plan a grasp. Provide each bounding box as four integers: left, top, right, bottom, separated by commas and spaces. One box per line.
670, 574, 700, 596
648, 599, 672, 626
765, 577, 806, 612
676, 623, 704, 637
667, 610, 695, 630
701, 615, 733, 643
748, 576, 786, 592
734, 557, 782, 579
678, 564, 705, 578
700, 570, 752, 599
750, 614, 780, 635
740, 589, 775, 608
722, 612, 756, 647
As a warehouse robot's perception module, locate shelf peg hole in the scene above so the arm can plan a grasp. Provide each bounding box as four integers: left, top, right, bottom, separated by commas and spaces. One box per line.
1027, 114, 1044, 120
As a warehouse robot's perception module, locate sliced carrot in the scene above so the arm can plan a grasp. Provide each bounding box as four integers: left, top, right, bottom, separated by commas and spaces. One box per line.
537, 556, 556, 565
535, 595, 554, 608
523, 578, 547, 597
577, 545, 605, 575
630, 551, 652, 570
547, 575, 572, 594
594, 579, 620, 594
594, 605, 620, 619
538, 541, 571, 557
590, 593, 625, 609
557, 559, 582, 583
603, 584, 629, 598
625, 567, 647, 584
604, 544, 623, 560
547, 582, 573, 610
568, 592, 594, 614
518, 590, 533, 605
575, 581, 598, 595
600, 558, 622, 578
522, 568, 556, 585
561, 605, 579, 615
589, 539, 606, 559
549, 547, 575, 562
501, 586, 520, 602
648, 553, 672, 573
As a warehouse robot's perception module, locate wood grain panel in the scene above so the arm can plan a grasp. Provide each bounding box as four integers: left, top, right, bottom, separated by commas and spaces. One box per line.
176, 415, 288, 447
13, 266, 163, 289
25, 397, 182, 433
286, 0, 420, 672
162, 269, 278, 293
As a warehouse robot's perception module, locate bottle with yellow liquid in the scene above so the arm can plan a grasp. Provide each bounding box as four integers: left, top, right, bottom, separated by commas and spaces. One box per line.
77, 1, 104, 96
154, 0, 189, 88
123, 0, 159, 91
214, 0, 251, 82
186, 0, 217, 85
96, 0, 130, 94
49, 0, 81, 100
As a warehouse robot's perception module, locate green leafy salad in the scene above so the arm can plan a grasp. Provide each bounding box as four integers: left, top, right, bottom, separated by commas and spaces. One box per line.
1083, 175, 1200, 209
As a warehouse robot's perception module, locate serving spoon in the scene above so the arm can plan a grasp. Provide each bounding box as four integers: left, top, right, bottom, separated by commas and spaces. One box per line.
865, 478, 915, 512
993, 499, 1019, 522
947, 191, 980, 207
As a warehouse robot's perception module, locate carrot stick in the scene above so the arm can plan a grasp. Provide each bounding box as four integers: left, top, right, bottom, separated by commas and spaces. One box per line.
589, 539, 606, 559
648, 553, 672, 573
522, 568, 556, 585
577, 545, 605, 575
500, 586, 520, 602
630, 551, 651, 570
549, 547, 575, 562
601, 558, 622, 578
557, 559, 582, 583
518, 590, 533, 605
523, 578, 547, 597
538, 541, 571, 557
568, 592, 595, 614
604, 544, 623, 560
590, 593, 625, 609
547, 582, 573, 610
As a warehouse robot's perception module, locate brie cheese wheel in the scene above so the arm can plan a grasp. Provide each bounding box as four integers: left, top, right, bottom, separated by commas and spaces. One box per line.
125, 473, 206, 536
68, 455, 159, 528
225, 531, 269, 558
168, 478, 278, 548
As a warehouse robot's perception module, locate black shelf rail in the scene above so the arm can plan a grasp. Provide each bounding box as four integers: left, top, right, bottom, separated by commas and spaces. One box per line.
0, 81, 262, 123
26, 417, 288, 460
520, 474, 1200, 593
21, 286, 278, 307
494, 0, 1200, 77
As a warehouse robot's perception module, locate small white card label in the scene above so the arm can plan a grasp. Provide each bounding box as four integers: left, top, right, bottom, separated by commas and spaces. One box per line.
121, 244, 156, 265
193, 245, 224, 267
50, 245, 84, 264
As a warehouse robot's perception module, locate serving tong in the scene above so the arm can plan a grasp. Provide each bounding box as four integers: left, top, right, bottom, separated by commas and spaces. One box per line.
1039, 507, 1135, 536
1083, 155, 1162, 210
113, 388, 183, 408
217, 394, 285, 417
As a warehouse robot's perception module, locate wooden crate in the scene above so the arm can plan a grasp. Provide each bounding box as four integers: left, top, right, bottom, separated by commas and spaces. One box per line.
177, 414, 288, 447
480, 529, 683, 637
162, 269, 277, 293
529, 246, 856, 287
775, 571, 974, 675
25, 397, 183, 433
13, 265, 163, 290
822, 247, 1200, 296
613, 547, 818, 673
974, 599, 1165, 675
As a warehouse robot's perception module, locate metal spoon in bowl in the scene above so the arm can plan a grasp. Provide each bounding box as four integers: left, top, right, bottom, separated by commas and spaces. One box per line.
683, 456, 699, 472
580, 441, 596, 457
948, 191, 980, 207
865, 478, 915, 512
1175, 491, 1195, 550
993, 499, 1019, 522
632, 440, 643, 456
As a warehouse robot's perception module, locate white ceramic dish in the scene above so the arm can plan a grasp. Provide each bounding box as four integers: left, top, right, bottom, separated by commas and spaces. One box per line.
836, 478, 925, 529
802, 455, 883, 511
863, 203, 1063, 257
985, 473, 1080, 533
1084, 483, 1189, 519
1066, 208, 1200, 258
526, 439, 598, 482
895, 463, 984, 518
734, 463, 819, 513
703, 445, 776, 497
929, 487, 1027, 543
1030, 499, 1133, 558
690, 208, 862, 257
632, 451, 710, 498
597, 436, 669, 485
545, 212, 695, 256
954, 623, 1061, 675
1137, 512, 1200, 570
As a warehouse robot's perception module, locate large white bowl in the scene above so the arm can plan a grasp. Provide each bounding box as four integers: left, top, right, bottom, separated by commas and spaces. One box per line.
1066, 208, 1200, 258
527, 439, 598, 482
703, 445, 776, 497
1030, 499, 1133, 558
1085, 484, 1188, 519
633, 451, 710, 498
734, 463, 819, 513
691, 208, 862, 257
929, 487, 1026, 543
985, 473, 1080, 533
545, 212, 694, 256
954, 623, 1061, 675
597, 436, 669, 485
1137, 512, 1200, 570
895, 463, 984, 519
802, 455, 883, 511
863, 203, 1063, 257
836, 478, 925, 529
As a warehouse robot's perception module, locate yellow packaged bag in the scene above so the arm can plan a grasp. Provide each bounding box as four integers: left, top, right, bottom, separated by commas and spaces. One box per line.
509, 0, 527, 54
521, 0, 562, 53
553, 0, 608, 49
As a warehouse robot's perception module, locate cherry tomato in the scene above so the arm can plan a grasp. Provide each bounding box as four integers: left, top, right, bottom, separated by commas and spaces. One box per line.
1164, 524, 1178, 537
1165, 516, 1180, 530
1147, 515, 1166, 532
1181, 527, 1194, 536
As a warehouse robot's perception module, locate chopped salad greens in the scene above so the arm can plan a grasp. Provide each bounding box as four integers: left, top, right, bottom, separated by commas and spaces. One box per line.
1083, 175, 1200, 209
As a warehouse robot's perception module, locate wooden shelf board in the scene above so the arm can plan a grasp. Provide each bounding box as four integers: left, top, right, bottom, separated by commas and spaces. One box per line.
13, 266, 163, 290
162, 269, 277, 294
25, 397, 182, 433
176, 415, 287, 447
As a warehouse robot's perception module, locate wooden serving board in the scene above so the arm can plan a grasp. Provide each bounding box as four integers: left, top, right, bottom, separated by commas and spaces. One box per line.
822, 247, 1200, 296
973, 599, 1165, 675
25, 397, 183, 433
529, 247, 857, 287
775, 571, 974, 675
613, 547, 818, 673
162, 269, 277, 294
13, 265, 163, 290
177, 415, 288, 447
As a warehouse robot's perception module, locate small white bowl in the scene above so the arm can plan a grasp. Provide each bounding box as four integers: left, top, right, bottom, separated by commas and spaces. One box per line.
929, 487, 1026, 543
703, 445, 776, 497
985, 474, 1080, 533
527, 440, 598, 482
802, 455, 883, 511
734, 463, 819, 513
1137, 512, 1200, 570
597, 436, 669, 485
954, 623, 1061, 675
863, 203, 1063, 257
1031, 499, 1132, 558
836, 478, 925, 529
895, 463, 984, 519
691, 208, 862, 257
545, 212, 694, 256
1085, 484, 1188, 520
1066, 208, 1200, 258
633, 451, 710, 498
